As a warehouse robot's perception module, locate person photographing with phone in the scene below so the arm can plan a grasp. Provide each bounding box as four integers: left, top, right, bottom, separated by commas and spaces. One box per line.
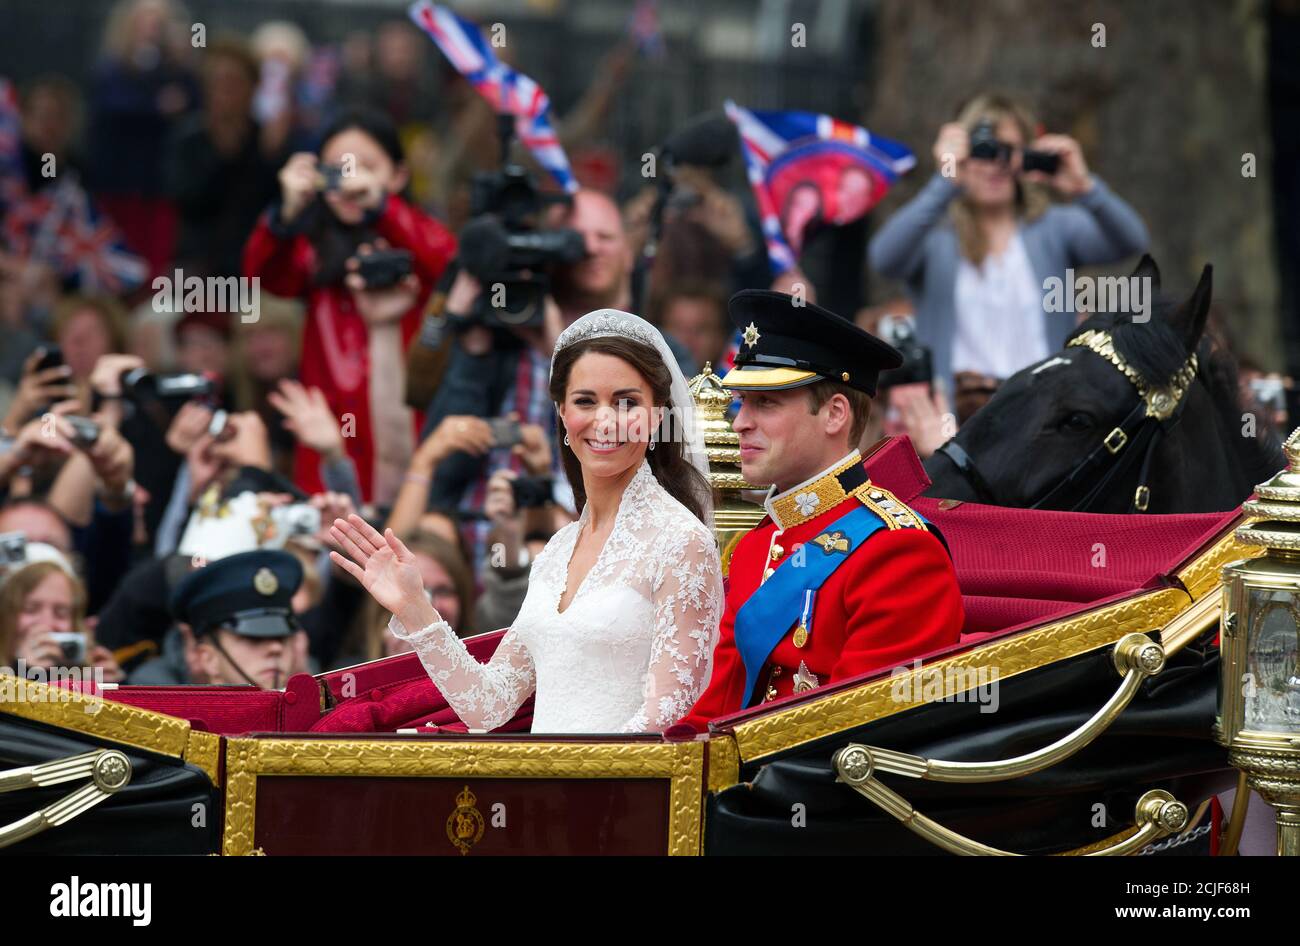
868, 93, 1150, 395
242, 107, 456, 505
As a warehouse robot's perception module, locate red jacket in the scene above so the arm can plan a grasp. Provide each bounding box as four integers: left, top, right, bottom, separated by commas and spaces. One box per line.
680, 477, 964, 730
242, 195, 456, 499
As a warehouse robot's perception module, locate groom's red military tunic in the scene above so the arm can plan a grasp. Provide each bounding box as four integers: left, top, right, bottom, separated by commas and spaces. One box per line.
680, 450, 964, 729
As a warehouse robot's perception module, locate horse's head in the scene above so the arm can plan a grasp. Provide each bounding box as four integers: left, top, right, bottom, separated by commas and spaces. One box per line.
924, 256, 1276, 513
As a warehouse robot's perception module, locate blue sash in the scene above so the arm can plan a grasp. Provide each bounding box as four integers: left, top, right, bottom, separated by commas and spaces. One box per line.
733, 504, 890, 709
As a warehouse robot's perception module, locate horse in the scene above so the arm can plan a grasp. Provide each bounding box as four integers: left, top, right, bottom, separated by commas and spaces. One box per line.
923, 257, 1283, 514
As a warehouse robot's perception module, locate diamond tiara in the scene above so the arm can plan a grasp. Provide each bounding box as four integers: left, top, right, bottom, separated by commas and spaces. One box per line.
553, 310, 660, 356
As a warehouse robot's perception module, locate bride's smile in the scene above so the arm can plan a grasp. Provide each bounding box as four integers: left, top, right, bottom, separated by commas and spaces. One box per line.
559, 351, 661, 479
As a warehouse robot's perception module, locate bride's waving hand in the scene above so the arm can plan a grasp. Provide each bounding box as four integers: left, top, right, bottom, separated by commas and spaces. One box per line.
330, 517, 435, 633
331, 514, 538, 731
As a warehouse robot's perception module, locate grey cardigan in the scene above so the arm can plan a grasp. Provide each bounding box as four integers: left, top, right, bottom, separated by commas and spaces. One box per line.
867, 173, 1150, 386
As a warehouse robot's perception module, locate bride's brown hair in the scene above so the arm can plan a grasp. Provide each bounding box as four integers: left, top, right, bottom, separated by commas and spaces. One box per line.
550, 336, 712, 525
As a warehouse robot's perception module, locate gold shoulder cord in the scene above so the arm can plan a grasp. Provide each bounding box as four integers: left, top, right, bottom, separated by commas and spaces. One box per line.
855, 482, 929, 532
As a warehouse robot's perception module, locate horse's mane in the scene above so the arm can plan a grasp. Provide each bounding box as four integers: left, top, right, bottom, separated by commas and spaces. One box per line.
1069, 305, 1283, 486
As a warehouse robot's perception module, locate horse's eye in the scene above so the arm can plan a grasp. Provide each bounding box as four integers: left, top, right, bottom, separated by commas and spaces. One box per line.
1060, 412, 1094, 433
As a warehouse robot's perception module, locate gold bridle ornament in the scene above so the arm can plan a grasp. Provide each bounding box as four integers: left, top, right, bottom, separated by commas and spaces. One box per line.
1067, 329, 1198, 423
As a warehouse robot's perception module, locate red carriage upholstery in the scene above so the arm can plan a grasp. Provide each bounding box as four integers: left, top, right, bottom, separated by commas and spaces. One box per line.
97, 676, 321, 734
863, 436, 1237, 637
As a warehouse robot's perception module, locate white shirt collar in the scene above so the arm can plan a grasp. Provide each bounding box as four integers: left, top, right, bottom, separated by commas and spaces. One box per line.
764, 449, 861, 530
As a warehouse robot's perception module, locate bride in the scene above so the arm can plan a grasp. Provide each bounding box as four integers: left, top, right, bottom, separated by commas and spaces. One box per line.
330, 309, 724, 733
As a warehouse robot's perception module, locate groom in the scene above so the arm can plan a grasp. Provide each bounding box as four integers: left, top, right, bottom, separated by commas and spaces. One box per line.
679, 290, 964, 728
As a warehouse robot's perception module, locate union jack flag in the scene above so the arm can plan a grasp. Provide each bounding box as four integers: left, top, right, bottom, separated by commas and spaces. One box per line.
0, 75, 145, 294
4, 177, 146, 294
408, 1, 578, 194
726, 101, 915, 275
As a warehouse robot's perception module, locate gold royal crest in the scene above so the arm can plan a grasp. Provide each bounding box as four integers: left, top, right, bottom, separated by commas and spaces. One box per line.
446, 785, 485, 855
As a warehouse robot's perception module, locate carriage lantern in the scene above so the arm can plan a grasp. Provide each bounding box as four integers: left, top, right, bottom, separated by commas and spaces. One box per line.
690, 364, 765, 575
1218, 427, 1300, 856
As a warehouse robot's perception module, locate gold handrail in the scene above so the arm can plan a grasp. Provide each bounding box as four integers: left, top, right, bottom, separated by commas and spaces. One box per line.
0, 749, 132, 849
1219, 770, 1250, 856
847, 633, 1165, 784
1157, 589, 1221, 658
833, 744, 1189, 856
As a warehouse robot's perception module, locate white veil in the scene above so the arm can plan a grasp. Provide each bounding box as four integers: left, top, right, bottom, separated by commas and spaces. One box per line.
551, 309, 714, 525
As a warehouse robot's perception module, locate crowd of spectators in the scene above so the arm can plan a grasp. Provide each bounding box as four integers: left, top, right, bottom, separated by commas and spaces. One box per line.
1, 0, 1178, 687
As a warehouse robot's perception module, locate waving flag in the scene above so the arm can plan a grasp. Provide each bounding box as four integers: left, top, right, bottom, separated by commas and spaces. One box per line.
726, 101, 915, 275
408, 1, 578, 194
0, 76, 145, 294
4, 177, 146, 294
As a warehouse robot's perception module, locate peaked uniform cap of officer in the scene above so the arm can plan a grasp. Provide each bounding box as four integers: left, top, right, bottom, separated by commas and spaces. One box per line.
169, 549, 303, 640
721, 288, 903, 397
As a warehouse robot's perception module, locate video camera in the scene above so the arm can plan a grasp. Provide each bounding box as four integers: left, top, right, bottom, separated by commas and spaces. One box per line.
876, 315, 933, 388
451, 116, 586, 330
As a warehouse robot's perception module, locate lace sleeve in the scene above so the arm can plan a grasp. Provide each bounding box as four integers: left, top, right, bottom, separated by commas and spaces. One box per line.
389, 616, 536, 731
619, 523, 723, 733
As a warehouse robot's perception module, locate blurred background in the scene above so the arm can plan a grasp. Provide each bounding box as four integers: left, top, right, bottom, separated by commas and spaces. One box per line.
2, 0, 1294, 368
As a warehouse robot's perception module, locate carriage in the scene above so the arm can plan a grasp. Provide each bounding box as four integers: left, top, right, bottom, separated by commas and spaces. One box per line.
0, 368, 1270, 856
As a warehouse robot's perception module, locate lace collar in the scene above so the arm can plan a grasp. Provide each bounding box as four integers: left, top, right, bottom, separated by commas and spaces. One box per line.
557, 460, 657, 611
575, 459, 656, 528
764, 450, 864, 531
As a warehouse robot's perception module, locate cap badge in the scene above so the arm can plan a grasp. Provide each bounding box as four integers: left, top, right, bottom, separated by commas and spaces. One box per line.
253, 567, 279, 596
742, 322, 761, 349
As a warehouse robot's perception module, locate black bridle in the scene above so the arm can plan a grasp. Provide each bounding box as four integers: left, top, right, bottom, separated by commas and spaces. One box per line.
934, 330, 1199, 514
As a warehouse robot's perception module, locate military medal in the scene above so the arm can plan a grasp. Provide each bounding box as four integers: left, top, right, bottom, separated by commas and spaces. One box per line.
793, 589, 814, 648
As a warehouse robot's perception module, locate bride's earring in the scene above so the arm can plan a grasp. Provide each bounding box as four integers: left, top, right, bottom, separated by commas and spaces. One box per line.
648, 439, 656, 452
564, 433, 571, 446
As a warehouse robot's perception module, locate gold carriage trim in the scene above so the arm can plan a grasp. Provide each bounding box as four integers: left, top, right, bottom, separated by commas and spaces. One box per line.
0, 674, 192, 759
1068, 329, 1198, 422
222, 738, 705, 857
707, 735, 740, 794
183, 729, 222, 787
724, 586, 1191, 763
1174, 517, 1263, 600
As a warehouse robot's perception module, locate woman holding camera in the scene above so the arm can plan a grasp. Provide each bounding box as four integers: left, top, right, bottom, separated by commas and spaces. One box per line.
243, 107, 456, 504
868, 93, 1149, 398
0, 559, 123, 683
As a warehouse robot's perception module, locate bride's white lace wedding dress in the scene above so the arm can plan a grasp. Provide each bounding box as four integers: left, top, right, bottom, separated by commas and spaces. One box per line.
389, 460, 723, 733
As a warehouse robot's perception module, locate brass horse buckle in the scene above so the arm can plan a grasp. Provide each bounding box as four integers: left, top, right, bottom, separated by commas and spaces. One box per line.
1104, 427, 1128, 454
1134, 485, 1151, 511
